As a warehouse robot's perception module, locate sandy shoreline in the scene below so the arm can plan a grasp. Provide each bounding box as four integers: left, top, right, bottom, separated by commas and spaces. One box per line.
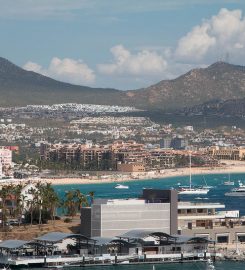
39, 162, 245, 186
2, 161, 245, 186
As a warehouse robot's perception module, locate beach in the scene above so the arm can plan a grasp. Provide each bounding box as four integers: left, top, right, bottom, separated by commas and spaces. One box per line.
38, 160, 245, 185
1, 160, 245, 186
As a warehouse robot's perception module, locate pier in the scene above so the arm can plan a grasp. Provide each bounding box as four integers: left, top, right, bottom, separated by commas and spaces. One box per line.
0, 252, 220, 268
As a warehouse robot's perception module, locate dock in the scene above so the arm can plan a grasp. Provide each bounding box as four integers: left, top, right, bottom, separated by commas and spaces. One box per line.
0, 252, 221, 268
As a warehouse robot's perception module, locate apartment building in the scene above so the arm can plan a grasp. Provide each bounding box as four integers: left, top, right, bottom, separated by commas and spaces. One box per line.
208, 146, 245, 160
40, 141, 176, 171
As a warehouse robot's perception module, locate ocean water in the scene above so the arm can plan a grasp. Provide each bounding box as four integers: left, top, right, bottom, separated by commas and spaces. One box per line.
53, 173, 245, 215
52, 173, 245, 269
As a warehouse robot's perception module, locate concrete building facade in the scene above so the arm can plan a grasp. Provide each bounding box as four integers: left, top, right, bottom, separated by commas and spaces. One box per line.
81, 189, 178, 238
208, 146, 245, 160
178, 201, 245, 244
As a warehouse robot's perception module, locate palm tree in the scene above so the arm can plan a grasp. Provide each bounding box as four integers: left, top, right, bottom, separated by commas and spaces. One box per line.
88, 191, 95, 206
49, 192, 60, 225
12, 183, 23, 220
74, 189, 88, 211
0, 185, 11, 229
42, 182, 60, 225
27, 187, 38, 227
17, 194, 27, 226
63, 190, 77, 217
35, 182, 44, 226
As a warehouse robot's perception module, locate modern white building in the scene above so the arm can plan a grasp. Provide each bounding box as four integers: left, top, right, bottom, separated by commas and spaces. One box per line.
81, 189, 178, 238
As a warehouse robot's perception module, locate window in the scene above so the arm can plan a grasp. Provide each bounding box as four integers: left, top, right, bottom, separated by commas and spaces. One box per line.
217, 235, 229, 243
195, 234, 209, 240
237, 235, 245, 243
196, 220, 206, 227
172, 247, 181, 252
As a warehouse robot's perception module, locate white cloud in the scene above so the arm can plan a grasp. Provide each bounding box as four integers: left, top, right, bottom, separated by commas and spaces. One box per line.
23, 61, 45, 74
175, 8, 245, 63
175, 24, 216, 61
23, 57, 95, 85
21, 8, 245, 90
98, 45, 167, 76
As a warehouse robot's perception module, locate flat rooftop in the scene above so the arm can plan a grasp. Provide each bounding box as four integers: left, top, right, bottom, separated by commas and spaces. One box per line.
93, 198, 171, 206
94, 198, 146, 205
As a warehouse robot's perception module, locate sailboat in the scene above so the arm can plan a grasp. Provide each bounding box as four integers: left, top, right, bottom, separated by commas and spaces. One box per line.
178, 153, 209, 195
200, 176, 214, 189
223, 173, 234, 186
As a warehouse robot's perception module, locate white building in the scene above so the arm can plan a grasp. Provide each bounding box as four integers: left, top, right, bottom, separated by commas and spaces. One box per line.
81, 189, 178, 238
0, 148, 12, 177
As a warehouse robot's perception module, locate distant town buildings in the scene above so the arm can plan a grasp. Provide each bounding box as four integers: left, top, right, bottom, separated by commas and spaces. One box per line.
208, 146, 245, 160
40, 140, 177, 172
0, 147, 13, 177
160, 137, 188, 150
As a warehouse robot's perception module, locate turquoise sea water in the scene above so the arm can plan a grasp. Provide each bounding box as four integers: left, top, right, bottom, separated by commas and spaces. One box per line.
52, 173, 245, 270
53, 173, 245, 215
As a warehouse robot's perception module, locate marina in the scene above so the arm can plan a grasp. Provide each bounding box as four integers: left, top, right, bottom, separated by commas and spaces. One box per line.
0, 252, 219, 268
1, 174, 245, 270
0, 231, 219, 268
53, 173, 245, 215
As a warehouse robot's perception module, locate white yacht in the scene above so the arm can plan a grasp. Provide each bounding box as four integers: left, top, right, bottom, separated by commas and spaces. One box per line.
223, 180, 234, 186
115, 184, 129, 189
238, 180, 245, 187
178, 153, 209, 195
225, 180, 245, 196
179, 187, 209, 195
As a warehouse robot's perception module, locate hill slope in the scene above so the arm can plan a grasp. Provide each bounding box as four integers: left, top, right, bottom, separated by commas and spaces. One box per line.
0, 57, 124, 107
126, 62, 245, 110
1, 58, 245, 110
177, 98, 245, 118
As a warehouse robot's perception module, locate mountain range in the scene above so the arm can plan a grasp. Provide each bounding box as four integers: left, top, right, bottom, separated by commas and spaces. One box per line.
1, 57, 245, 111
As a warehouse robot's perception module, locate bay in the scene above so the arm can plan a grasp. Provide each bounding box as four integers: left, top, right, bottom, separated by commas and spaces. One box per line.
53, 173, 245, 215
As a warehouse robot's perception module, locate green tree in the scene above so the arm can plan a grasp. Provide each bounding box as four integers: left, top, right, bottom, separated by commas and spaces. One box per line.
0, 185, 11, 229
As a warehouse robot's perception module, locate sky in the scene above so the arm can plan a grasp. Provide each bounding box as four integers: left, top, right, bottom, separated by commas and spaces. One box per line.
1, 0, 245, 90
